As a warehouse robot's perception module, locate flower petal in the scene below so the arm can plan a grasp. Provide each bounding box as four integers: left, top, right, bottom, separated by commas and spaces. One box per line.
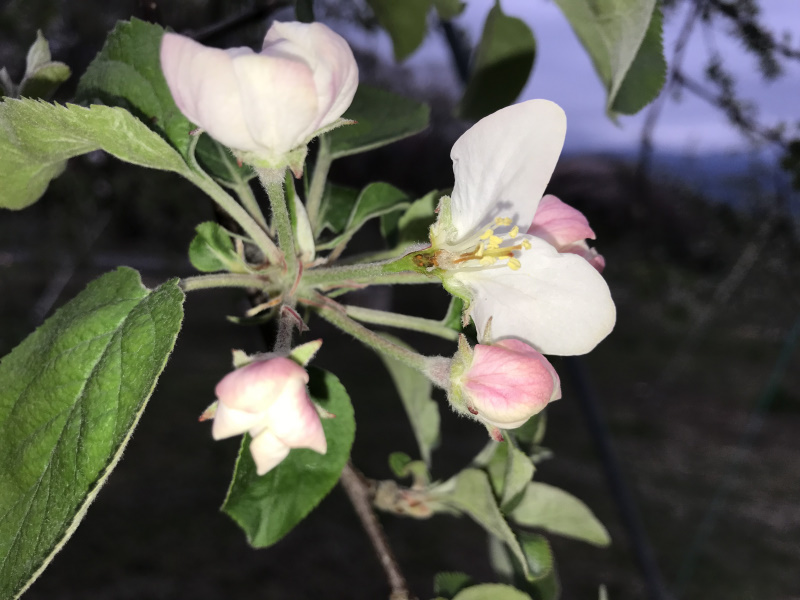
449, 100, 566, 241
215, 357, 309, 412
212, 403, 266, 440
261, 379, 327, 454
249, 430, 291, 475
263, 22, 358, 130
454, 235, 615, 355
528, 194, 596, 247
231, 52, 319, 155
160, 33, 260, 152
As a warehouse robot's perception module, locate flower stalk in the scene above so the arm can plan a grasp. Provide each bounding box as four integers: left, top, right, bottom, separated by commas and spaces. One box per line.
345, 305, 459, 341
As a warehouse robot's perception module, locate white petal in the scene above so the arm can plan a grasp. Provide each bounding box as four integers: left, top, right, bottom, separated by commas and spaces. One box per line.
449, 100, 566, 241
249, 430, 291, 475
212, 404, 266, 440
455, 236, 615, 356
231, 52, 319, 154
262, 379, 327, 454
160, 34, 261, 153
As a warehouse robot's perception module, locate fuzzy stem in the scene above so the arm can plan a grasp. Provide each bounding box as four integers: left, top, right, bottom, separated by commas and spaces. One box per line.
314, 303, 428, 371
258, 169, 297, 277
180, 273, 272, 293
235, 181, 269, 232
345, 306, 459, 341
302, 254, 431, 288
306, 135, 332, 234
340, 463, 415, 600
187, 171, 281, 265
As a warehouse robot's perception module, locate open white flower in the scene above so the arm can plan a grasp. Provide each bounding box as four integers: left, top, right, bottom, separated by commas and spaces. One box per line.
429, 100, 615, 356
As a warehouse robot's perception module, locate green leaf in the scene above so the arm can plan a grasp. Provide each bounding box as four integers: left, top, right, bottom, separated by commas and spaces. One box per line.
76, 18, 195, 160
434, 572, 474, 599
381, 189, 439, 248
377, 334, 440, 465
327, 85, 430, 159
25, 31, 53, 75
512, 412, 547, 451
0, 267, 184, 599
194, 133, 255, 186
188, 222, 241, 273
434, 0, 466, 20
511, 482, 611, 547
318, 182, 410, 250
458, 2, 536, 121
222, 368, 355, 547
488, 534, 561, 599
516, 531, 553, 581
319, 183, 359, 234
501, 444, 535, 513
366, 0, 431, 61
453, 584, 533, 600
432, 469, 530, 577
388, 451, 413, 477
18, 63, 71, 100
553, 0, 665, 116
441, 296, 465, 333
0, 99, 191, 210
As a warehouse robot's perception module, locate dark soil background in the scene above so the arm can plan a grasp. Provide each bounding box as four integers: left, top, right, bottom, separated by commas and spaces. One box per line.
2, 1, 799, 599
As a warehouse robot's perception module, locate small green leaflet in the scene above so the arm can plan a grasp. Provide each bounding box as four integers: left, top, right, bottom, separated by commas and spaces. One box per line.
327, 85, 430, 159
188, 222, 241, 273
510, 482, 611, 547
365, 0, 431, 61
222, 368, 355, 548
0, 267, 184, 599
0, 99, 192, 210
459, 2, 536, 121
553, 0, 666, 117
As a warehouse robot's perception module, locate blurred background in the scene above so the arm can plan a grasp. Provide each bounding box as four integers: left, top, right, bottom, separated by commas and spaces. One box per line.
1, 0, 798, 599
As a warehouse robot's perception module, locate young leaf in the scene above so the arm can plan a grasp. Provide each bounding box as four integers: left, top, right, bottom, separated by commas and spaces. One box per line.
488, 534, 561, 599
327, 85, 430, 159
222, 368, 355, 548
441, 296, 464, 332
516, 531, 554, 581
431, 469, 530, 578
501, 444, 535, 513
434, 571, 474, 599
434, 0, 466, 20
194, 133, 255, 186
377, 334, 440, 465
0, 99, 192, 210
317, 182, 410, 250
19, 31, 71, 100
388, 451, 413, 478
452, 584, 533, 600
458, 2, 536, 121
319, 183, 360, 235
381, 189, 439, 248
553, 0, 665, 117
75, 18, 197, 159
188, 222, 241, 273
510, 482, 611, 547
0, 267, 184, 599
366, 0, 431, 61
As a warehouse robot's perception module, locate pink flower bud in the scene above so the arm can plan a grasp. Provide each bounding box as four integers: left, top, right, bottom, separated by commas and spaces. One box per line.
160, 21, 357, 163
450, 338, 561, 430
528, 194, 605, 272
212, 357, 326, 475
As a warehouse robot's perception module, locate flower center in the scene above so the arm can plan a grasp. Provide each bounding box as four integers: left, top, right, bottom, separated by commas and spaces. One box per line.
445, 216, 531, 271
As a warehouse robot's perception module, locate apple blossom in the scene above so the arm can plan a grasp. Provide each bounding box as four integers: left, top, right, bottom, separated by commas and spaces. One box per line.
211, 357, 326, 475
427, 99, 616, 356
160, 21, 358, 171
448, 337, 561, 433
528, 194, 605, 272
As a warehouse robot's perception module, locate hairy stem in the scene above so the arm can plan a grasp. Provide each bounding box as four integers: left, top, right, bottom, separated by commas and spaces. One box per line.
258, 169, 298, 277
180, 273, 273, 293
340, 463, 415, 600
306, 134, 332, 234
345, 305, 459, 341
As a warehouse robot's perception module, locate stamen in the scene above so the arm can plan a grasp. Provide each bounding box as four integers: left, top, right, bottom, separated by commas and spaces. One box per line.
488, 235, 503, 247
509, 225, 519, 238
522, 239, 531, 249
475, 243, 484, 258
508, 258, 521, 270
479, 256, 497, 266
479, 228, 494, 240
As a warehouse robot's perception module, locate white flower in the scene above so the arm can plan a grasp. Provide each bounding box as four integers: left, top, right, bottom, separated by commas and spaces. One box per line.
429, 100, 615, 356
160, 21, 358, 168
211, 357, 326, 475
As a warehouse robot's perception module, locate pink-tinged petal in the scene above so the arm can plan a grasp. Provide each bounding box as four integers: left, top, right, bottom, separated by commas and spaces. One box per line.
463, 340, 561, 428
528, 194, 596, 248
249, 430, 291, 475
231, 52, 319, 154
449, 100, 566, 241
261, 378, 327, 454
160, 33, 260, 152
215, 357, 309, 412
563, 240, 606, 273
263, 22, 358, 130
456, 235, 616, 356
211, 403, 266, 440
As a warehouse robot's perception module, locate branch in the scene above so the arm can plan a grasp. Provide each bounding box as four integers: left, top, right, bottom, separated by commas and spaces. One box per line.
340, 463, 415, 600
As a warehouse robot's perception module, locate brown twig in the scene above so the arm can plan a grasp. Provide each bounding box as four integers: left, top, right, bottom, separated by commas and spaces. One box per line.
339, 463, 415, 600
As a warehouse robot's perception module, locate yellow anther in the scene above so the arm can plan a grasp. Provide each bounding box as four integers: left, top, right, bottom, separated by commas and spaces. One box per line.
479, 256, 497, 266
522, 239, 532, 250
509, 225, 519, 238
507, 258, 521, 270
488, 235, 503, 247
479, 228, 494, 240
494, 217, 505, 225
502, 217, 513, 226
475, 243, 484, 258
